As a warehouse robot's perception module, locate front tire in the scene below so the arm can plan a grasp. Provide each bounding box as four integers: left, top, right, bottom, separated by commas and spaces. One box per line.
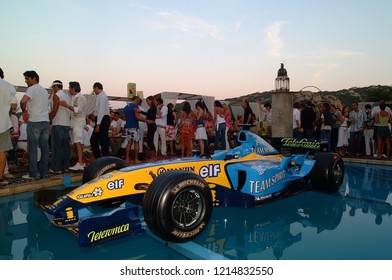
82, 156, 128, 184
82, 156, 128, 209
143, 170, 213, 243
310, 153, 344, 193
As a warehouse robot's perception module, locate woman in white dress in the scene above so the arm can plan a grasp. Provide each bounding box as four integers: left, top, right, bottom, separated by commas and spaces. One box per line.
195, 101, 208, 157
337, 106, 349, 156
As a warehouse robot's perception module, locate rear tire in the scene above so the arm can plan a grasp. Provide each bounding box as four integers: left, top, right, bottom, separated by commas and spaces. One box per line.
143, 170, 213, 243
310, 153, 344, 193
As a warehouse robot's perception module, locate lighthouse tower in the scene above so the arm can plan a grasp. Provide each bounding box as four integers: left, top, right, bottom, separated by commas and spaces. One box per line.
271, 63, 293, 145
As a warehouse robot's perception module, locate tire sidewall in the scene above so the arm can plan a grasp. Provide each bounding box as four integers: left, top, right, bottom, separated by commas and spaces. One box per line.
310, 153, 344, 192
327, 155, 344, 192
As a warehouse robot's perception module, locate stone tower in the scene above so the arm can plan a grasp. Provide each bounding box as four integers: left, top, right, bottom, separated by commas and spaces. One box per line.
272, 63, 293, 141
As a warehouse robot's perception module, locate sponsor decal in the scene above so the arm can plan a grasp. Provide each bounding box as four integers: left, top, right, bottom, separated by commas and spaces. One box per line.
157, 166, 195, 175
172, 180, 205, 194
252, 146, 277, 154
199, 164, 221, 178
250, 171, 286, 194
97, 163, 117, 177
171, 221, 206, 238
107, 179, 124, 190
281, 138, 320, 150
63, 207, 77, 224
87, 223, 130, 243
255, 194, 272, 201
248, 227, 288, 242
76, 187, 103, 199
251, 165, 267, 175
101, 174, 113, 179
50, 195, 67, 208
65, 207, 75, 219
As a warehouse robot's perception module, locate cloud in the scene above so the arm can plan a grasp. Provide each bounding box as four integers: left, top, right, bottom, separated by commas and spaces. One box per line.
309, 49, 367, 60
265, 21, 284, 57
329, 49, 367, 57
309, 62, 341, 85
234, 21, 242, 32
149, 11, 223, 41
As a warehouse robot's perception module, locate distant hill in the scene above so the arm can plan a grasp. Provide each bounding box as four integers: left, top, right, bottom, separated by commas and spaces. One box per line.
224, 85, 392, 108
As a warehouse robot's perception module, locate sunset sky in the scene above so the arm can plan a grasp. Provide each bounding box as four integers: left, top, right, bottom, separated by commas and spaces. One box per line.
1, 0, 391, 101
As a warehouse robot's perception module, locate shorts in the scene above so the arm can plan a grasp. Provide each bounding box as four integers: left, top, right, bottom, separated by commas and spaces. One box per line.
71, 125, 84, 144
125, 128, 140, 142
376, 126, 391, 138
0, 129, 13, 152
195, 126, 208, 140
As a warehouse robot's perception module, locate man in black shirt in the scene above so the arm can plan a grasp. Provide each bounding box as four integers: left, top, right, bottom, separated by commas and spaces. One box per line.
242, 100, 253, 130
300, 101, 316, 139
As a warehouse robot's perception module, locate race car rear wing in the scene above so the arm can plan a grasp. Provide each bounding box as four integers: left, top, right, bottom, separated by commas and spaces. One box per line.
274, 138, 329, 154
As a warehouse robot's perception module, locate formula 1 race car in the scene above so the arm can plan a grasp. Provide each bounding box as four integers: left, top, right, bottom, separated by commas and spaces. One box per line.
35, 130, 344, 246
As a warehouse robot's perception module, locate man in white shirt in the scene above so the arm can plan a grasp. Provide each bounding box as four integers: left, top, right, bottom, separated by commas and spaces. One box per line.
154, 96, 168, 156
0, 67, 17, 185
20, 70, 50, 180
60, 81, 87, 171
109, 111, 124, 156
90, 82, 110, 158
49, 80, 71, 174
292, 101, 302, 138
7, 110, 19, 163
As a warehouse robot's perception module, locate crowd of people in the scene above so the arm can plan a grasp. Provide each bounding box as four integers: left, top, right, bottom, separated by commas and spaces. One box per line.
1, 67, 391, 186
0, 68, 116, 185
0, 68, 251, 186
291, 99, 392, 159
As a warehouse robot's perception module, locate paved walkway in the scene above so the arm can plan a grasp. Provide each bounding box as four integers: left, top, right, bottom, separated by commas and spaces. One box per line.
0, 172, 83, 198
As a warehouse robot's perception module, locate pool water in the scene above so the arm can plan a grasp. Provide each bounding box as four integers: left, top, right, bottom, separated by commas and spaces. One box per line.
1, 163, 391, 260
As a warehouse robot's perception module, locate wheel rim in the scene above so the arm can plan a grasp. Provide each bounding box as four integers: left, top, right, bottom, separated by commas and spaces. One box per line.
172, 189, 204, 229
332, 160, 344, 185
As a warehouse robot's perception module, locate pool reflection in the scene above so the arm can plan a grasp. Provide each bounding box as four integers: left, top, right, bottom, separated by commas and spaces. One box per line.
193, 163, 392, 259
0, 193, 186, 260
195, 191, 345, 259
344, 164, 392, 225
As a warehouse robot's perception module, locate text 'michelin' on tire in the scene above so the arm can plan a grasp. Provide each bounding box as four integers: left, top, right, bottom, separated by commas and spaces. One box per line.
143, 170, 213, 243
310, 153, 345, 193
82, 156, 128, 209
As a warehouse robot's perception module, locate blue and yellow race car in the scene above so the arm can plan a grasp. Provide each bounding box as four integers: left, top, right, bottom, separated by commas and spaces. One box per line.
35, 130, 344, 246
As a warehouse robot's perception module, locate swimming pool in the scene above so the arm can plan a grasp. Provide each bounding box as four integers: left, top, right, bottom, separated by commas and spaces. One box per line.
1, 162, 391, 260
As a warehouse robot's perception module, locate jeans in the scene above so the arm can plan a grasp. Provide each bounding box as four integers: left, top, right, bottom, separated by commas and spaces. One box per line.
215, 122, 226, 150
320, 129, 332, 152
349, 130, 363, 156
26, 121, 50, 178
51, 125, 70, 172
